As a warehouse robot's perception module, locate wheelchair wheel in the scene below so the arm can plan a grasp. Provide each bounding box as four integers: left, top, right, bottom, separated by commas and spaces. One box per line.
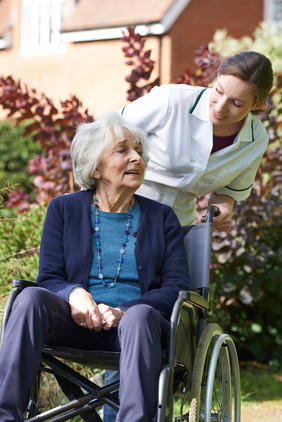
189, 323, 237, 422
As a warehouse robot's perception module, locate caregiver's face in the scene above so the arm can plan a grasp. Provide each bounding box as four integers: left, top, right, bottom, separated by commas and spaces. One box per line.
209, 74, 256, 130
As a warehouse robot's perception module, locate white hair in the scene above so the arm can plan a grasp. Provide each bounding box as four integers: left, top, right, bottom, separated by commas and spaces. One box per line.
71, 111, 149, 190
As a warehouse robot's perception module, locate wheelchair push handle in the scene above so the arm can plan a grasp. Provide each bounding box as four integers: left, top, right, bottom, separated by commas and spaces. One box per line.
205, 205, 220, 223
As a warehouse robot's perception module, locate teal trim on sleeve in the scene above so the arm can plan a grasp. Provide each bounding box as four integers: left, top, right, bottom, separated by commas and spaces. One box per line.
189, 88, 207, 114
121, 106, 126, 115
225, 183, 253, 192
251, 120, 254, 142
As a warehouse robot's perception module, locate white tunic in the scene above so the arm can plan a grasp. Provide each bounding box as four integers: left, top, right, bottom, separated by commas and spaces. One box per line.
121, 84, 269, 225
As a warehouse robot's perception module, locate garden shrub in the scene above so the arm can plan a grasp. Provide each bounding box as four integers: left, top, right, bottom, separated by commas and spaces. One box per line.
0, 203, 46, 293
209, 171, 282, 366
0, 76, 93, 209
0, 121, 41, 217
208, 48, 282, 365
121, 26, 159, 101
209, 22, 282, 73
175, 26, 282, 366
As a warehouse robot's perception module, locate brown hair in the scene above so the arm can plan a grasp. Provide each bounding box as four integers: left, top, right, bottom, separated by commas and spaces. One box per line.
218, 51, 273, 114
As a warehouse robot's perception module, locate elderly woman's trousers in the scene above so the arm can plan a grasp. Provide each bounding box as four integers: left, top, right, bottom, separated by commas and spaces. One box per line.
0, 287, 169, 422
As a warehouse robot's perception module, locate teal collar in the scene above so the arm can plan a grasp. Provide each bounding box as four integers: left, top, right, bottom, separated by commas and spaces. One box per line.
189, 88, 207, 114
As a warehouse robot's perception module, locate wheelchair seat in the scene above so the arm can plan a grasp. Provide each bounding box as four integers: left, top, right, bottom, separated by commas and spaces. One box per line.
42, 346, 120, 370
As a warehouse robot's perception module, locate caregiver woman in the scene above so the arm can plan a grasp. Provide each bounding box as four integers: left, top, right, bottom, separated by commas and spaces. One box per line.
120, 51, 273, 232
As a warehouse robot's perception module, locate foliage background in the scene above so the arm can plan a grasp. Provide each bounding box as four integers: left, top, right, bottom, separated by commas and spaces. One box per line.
206, 23, 282, 367
0, 24, 281, 366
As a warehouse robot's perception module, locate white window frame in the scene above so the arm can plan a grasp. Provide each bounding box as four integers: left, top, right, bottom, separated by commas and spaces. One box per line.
265, 0, 282, 31
20, 0, 66, 56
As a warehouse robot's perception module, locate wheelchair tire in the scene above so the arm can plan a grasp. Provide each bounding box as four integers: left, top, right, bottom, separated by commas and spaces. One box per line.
189, 323, 233, 422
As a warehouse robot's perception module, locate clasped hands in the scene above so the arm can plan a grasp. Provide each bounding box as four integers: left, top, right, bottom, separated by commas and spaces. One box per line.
69, 287, 125, 331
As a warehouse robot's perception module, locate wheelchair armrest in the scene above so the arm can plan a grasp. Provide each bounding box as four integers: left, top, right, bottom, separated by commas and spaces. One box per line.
178, 290, 208, 310
12, 278, 38, 289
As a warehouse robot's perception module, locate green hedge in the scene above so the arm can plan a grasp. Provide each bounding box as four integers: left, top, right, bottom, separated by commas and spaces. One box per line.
209, 190, 282, 366
0, 204, 46, 293
0, 121, 41, 190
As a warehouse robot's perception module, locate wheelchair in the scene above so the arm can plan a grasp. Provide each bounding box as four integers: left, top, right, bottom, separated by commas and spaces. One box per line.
0, 205, 241, 422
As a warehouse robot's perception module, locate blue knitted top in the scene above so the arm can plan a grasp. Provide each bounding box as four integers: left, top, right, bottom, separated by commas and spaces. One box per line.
87, 199, 141, 307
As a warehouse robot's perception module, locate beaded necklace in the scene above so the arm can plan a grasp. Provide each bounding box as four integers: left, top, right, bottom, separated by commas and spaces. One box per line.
92, 193, 133, 288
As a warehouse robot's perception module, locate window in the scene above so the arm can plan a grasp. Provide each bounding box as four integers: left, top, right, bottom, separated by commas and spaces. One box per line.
21, 0, 66, 56
265, 0, 282, 31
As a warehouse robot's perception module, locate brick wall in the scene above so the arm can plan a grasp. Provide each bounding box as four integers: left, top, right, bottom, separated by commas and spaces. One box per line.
0, 0, 265, 117
0, 34, 161, 118
169, 0, 264, 82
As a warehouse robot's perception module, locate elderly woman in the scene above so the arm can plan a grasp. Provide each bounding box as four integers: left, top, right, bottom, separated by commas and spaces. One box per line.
0, 111, 190, 422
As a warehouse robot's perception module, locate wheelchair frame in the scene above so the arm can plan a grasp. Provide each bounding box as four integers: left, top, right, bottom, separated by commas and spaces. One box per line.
0, 206, 241, 422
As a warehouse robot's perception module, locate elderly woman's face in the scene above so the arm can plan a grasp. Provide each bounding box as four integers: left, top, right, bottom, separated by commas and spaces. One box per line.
93, 129, 146, 194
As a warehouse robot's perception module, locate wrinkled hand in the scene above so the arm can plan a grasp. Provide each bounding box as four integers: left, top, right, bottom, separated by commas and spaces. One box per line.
202, 193, 235, 233
98, 303, 125, 331
69, 288, 104, 331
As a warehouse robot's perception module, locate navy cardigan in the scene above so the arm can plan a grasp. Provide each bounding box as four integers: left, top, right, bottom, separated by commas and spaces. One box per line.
37, 190, 190, 321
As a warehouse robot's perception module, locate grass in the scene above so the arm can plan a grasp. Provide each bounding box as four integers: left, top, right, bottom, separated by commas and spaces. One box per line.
36, 368, 104, 420
240, 362, 282, 403
29, 358, 282, 421
0, 293, 8, 322
35, 367, 282, 422
172, 364, 282, 421
239, 363, 282, 422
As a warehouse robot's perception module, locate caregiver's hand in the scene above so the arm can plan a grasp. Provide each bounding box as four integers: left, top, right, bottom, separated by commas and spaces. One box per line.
202, 193, 235, 233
